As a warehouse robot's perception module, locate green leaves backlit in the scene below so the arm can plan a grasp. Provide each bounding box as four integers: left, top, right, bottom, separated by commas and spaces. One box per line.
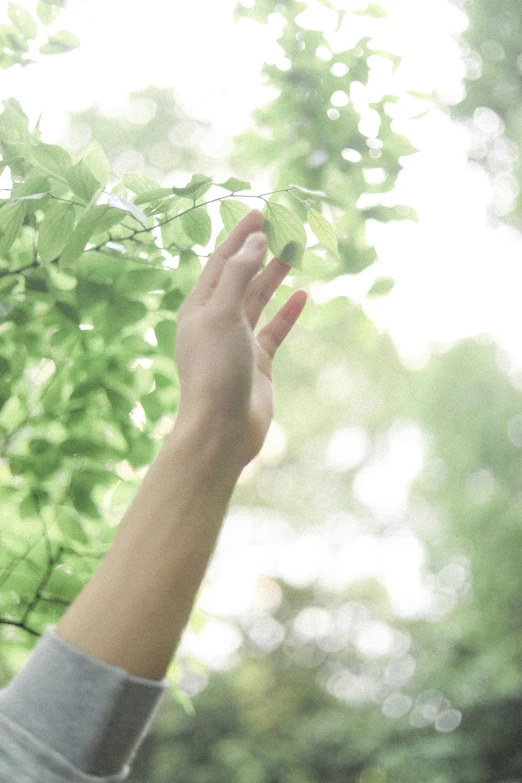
39, 30, 80, 55
264, 202, 307, 270
37, 201, 75, 263
308, 208, 339, 256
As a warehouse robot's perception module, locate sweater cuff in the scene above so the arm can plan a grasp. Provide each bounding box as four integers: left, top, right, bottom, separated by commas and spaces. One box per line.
0, 624, 170, 777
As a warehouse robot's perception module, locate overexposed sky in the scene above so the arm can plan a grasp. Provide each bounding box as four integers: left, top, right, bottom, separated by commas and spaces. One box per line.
2, 0, 520, 634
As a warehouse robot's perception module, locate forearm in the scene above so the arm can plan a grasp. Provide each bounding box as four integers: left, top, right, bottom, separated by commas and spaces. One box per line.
56, 416, 242, 681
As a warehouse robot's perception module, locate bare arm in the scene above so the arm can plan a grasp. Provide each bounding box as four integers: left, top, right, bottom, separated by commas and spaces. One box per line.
56, 209, 307, 680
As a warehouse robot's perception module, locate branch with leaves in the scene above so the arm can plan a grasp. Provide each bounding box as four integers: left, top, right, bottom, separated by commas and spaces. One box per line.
0, 0, 425, 712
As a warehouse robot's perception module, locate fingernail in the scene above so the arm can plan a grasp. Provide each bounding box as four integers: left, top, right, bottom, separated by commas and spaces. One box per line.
247, 233, 266, 251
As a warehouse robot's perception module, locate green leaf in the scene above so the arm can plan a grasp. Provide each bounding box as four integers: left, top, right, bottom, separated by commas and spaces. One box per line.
336, 9, 347, 32
216, 177, 251, 192
180, 207, 212, 246
406, 90, 434, 100
119, 336, 155, 360
18, 496, 35, 520
0, 98, 30, 146
233, 2, 269, 23
38, 201, 75, 263
362, 205, 419, 223
0, 201, 26, 255
0, 397, 25, 431
393, 136, 420, 158
60, 438, 106, 458
115, 267, 173, 297
55, 508, 89, 544
36, 1, 63, 26
122, 173, 162, 194
45, 264, 77, 291
69, 484, 101, 519
2, 566, 40, 601
412, 109, 431, 121
81, 140, 111, 190
9, 191, 49, 206
90, 207, 126, 238
66, 161, 101, 202
170, 685, 195, 717
0, 22, 29, 56
127, 433, 156, 469
133, 188, 174, 206
71, 251, 123, 285
31, 446, 62, 479
0, 53, 18, 71
171, 174, 212, 200
155, 319, 175, 358
367, 277, 395, 296
46, 565, 84, 602
288, 184, 327, 197
219, 199, 251, 235
308, 208, 338, 255
74, 279, 108, 310
141, 390, 164, 423
0, 277, 18, 298
279, 241, 304, 267
316, 0, 334, 8
370, 49, 402, 72
55, 299, 80, 324
160, 288, 184, 312
174, 249, 201, 295
105, 388, 134, 415
8, 454, 29, 476
25, 275, 49, 293
104, 295, 148, 331
11, 172, 51, 201
32, 142, 72, 178
8, 4, 38, 39
263, 202, 307, 270
59, 204, 111, 267
39, 29, 80, 55
354, 3, 389, 18
107, 194, 148, 228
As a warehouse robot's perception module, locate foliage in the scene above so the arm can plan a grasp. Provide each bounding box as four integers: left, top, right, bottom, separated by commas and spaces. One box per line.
0, 1, 78, 70
230, 0, 422, 278
447, 0, 522, 230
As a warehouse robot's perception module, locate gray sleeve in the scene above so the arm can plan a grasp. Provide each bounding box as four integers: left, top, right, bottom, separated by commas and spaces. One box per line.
0, 624, 171, 781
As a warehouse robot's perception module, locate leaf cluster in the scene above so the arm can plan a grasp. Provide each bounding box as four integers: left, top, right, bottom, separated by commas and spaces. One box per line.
0, 0, 423, 704
1, 1, 79, 70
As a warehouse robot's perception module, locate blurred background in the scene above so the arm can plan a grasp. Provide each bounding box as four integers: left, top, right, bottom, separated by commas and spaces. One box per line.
2, 0, 522, 780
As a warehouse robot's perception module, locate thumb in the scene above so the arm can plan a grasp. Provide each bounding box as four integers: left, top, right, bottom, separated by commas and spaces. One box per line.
213, 232, 267, 311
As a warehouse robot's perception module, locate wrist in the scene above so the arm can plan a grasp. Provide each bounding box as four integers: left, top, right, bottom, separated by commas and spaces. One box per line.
169, 408, 245, 478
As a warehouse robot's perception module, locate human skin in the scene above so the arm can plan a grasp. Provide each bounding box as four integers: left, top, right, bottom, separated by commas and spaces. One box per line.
55, 208, 308, 680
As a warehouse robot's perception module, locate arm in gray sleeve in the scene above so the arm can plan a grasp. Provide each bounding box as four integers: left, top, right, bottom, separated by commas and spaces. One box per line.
0, 624, 170, 781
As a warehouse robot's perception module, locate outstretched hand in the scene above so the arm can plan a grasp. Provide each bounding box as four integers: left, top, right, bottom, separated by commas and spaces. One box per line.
174, 208, 308, 469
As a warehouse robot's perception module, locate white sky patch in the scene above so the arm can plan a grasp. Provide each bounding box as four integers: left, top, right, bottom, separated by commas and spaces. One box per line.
352, 422, 426, 521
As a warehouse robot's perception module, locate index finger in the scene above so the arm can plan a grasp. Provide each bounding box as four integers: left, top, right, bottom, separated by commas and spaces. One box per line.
194, 208, 265, 304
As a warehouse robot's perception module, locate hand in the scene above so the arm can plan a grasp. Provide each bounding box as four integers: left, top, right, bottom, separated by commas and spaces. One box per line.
174, 208, 308, 469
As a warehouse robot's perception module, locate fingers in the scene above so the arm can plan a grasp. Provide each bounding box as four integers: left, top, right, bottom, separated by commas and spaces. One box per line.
245, 256, 293, 330
194, 208, 265, 305
257, 289, 308, 360
213, 231, 268, 311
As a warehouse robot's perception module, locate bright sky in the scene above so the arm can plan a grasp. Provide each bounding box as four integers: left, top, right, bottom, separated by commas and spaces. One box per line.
1, 0, 518, 664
